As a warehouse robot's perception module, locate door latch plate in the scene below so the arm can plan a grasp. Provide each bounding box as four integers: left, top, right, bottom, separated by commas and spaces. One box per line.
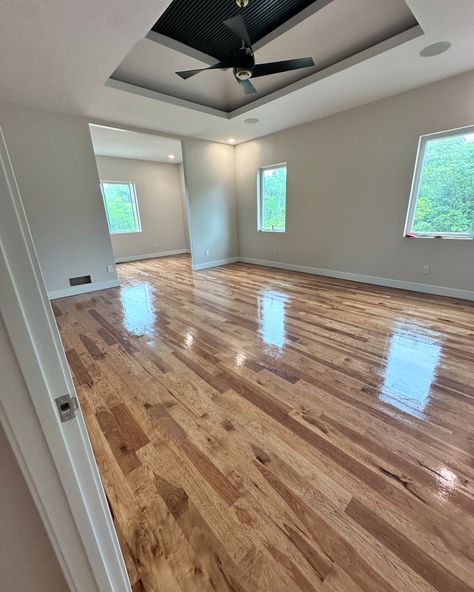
55, 394, 79, 422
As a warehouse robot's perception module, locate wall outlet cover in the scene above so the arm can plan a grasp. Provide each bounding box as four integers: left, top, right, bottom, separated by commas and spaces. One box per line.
107, 264, 115, 273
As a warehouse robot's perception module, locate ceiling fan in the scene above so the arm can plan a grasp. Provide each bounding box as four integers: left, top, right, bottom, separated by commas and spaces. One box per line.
175, 0, 315, 95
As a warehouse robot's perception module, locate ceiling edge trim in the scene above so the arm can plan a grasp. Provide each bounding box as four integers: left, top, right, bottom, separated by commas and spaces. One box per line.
106, 25, 424, 121
105, 78, 230, 119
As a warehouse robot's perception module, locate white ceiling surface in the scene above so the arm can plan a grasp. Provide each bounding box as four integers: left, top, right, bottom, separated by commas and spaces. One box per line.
112, 0, 416, 112
90, 125, 183, 163
0, 1, 473, 144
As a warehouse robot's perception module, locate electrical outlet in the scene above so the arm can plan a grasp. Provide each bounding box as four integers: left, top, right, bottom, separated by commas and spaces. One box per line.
205, 249, 210, 256
156, 243, 160, 248
107, 264, 115, 273
273, 248, 278, 256
423, 264, 430, 274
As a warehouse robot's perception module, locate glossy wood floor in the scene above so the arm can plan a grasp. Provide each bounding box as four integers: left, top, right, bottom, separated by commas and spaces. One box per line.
54, 255, 474, 592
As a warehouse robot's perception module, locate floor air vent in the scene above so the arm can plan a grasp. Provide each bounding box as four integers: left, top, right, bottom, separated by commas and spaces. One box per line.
69, 275, 92, 287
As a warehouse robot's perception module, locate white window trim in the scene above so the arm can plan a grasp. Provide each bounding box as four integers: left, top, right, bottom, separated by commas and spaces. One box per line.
100, 180, 142, 235
257, 163, 287, 233
404, 124, 474, 240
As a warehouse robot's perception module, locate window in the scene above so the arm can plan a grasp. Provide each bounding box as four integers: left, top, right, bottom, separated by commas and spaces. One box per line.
405, 126, 474, 239
100, 181, 141, 234
258, 164, 287, 232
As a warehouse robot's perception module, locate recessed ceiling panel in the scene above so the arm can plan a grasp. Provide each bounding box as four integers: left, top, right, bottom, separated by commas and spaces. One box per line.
152, 0, 318, 61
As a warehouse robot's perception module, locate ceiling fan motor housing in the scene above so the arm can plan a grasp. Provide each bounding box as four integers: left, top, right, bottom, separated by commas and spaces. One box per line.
233, 46, 255, 80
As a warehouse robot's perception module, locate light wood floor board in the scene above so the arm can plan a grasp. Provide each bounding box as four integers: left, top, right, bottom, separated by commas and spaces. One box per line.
54, 254, 474, 592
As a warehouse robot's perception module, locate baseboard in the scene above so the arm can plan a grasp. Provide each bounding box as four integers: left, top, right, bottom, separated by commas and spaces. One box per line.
192, 257, 239, 271
115, 248, 188, 263
48, 279, 120, 300
239, 257, 474, 301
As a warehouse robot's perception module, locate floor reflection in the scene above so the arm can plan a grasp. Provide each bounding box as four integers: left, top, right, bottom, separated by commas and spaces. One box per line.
119, 283, 155, 336
380, 321, 442, 419
258, 289, 288, 350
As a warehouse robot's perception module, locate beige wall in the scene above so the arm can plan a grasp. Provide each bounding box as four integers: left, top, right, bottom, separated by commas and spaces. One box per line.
0, 102, 117, 296
182, 138, 238, 267
0, 316, 69, 592
235, 71, 474, 293
95, 155, 189, 260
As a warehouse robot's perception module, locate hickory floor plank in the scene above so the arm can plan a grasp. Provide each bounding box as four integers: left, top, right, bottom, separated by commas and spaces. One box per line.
54, 254, 474, 592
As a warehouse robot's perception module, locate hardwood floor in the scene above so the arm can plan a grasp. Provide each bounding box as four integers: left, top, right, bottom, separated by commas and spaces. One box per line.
54, 254, 474, 592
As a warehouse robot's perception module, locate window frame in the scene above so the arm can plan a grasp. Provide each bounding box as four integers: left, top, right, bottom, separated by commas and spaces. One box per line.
100, 180, 142, 235
257, 163, 288, 233
404, 125, 474, 240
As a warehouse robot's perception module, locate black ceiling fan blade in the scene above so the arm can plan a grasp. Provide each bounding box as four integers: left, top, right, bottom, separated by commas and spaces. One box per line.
251, 57, 315, 78
176, 59, 235, 80
238, 79, 257, 95
223, 14, 252, 47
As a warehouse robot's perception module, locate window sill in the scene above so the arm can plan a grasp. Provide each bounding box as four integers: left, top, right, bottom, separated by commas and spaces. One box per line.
110, 230, 142, 235
258, 229, 286, 233
404, 234, 473, 241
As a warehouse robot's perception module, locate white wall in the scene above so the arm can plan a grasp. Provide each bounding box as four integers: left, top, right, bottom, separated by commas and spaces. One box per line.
95, 156, 189, 260
0, 102, 117, 297
0, 315, 70, 592
178, 163, 191, 252
235, 71, 474, 295
182, 138, 238, 268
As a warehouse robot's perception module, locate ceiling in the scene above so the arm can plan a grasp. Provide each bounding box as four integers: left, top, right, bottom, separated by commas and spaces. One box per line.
90, 125, 183, 163
112, 0, 418, 112
0, 1, 473, 145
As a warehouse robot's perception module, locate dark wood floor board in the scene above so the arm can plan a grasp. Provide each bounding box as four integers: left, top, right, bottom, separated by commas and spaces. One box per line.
55, 254, 474, 592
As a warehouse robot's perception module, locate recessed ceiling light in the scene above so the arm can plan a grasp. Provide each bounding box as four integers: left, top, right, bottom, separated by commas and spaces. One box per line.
419, 41, 451, 58
228, 138, 236, 144
244, 118, 260, 125
168, 153, 176, 159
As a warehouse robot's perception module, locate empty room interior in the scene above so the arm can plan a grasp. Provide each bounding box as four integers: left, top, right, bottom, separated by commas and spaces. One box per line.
0, 1, 473, 591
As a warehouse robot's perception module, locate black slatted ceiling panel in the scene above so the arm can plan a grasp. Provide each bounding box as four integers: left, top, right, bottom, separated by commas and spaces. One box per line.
153, 0, 318, 60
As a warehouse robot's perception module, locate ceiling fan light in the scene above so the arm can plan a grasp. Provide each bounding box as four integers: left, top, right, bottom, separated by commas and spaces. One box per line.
235, 68, 252, 80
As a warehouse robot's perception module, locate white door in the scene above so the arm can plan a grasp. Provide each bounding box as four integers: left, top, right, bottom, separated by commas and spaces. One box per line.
0, 127, 130, 592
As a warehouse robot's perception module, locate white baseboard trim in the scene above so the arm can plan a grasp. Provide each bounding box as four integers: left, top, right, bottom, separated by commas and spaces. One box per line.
192, 257, 240, 271
115, 248, 188, 263
239, 257, 474, 301
48, 279, 120, 300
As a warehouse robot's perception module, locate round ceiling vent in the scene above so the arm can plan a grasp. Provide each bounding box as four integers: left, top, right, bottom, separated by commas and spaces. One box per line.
244, 117, 260, 124
419, 41, 451, 57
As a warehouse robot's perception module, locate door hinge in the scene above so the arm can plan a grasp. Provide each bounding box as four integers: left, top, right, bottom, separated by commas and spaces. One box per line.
55, 394, 79, 422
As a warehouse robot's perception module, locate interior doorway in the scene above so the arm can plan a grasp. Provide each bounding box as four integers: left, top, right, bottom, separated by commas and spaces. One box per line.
89, 124, 191, 266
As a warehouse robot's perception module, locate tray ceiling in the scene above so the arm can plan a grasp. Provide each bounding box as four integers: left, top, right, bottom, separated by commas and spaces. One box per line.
111, 0, 418, 113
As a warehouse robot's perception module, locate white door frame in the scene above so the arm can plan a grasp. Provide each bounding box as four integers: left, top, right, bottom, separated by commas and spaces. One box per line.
0, 127, 131, 592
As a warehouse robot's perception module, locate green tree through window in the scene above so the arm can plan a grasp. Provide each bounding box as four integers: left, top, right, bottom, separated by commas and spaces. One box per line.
100, 182, 141, 234
409, 131, 474, 235
260, 165, 287, 231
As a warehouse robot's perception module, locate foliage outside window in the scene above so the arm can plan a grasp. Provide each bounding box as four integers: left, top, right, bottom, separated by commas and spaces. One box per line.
100, 182, 142, 234
258, 164, 287, 232
405, 127, 474, 238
